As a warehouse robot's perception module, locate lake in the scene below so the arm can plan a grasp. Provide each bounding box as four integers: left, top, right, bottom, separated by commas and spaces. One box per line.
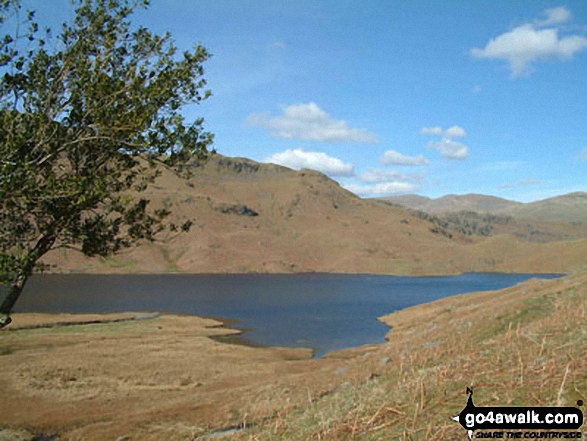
11, 272, 561, 357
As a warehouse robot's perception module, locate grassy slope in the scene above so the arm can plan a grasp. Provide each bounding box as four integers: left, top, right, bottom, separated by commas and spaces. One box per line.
237, 272, 587, 440
500, 192, 587, 222
381, 194, 522, 214
381, 192, 587, 223
44, 154, 587, 276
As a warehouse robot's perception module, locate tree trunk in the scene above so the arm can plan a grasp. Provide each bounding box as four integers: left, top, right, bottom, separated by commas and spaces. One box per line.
0, 234, 55, 328
0, 271, 28, 328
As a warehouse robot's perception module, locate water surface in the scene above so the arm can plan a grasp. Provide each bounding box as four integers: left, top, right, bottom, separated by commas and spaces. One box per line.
11, 272, 560, 357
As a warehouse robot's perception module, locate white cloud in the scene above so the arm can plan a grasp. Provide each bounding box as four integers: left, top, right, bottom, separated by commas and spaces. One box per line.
263, 148, 354, 177
581, 149, 587, 161
472, 85, 482, 93
421, 125, 466, 138
536, 7, 572, 27
444, 125, 467, 138
421, 125, 469, 160
426, 139, 469, 160
421, 126, 443, 136
359, 169, 406, 183
358, 169, 424, 184
344, 181, 420, 197
247, 102, 378, 143
471, 7, 587, 77
348, 168, 424, 196
379, 150, 430, 166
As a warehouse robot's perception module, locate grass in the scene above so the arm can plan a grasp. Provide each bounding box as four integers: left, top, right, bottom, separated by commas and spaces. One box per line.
1, 274, 584, 440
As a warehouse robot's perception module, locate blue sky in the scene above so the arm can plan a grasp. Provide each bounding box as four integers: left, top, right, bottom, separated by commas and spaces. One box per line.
29, 1, 587, 202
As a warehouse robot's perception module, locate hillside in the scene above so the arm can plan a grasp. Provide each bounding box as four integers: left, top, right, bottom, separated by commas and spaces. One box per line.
382, 205, 587, 243
381, 192, 587, 223
45, 154, 587, 275
380, 193, 521, 213
500, 191, 587, 222
236, 272, 587, 439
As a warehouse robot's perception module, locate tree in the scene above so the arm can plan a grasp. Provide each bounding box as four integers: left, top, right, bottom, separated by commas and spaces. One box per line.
0, 0, 213, 327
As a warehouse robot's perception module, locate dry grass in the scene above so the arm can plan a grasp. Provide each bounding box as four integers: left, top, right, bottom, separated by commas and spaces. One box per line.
0, 314, 384, 440
1, 273, 585, 440
235, 272, 587, 440
43, 154, 587, 276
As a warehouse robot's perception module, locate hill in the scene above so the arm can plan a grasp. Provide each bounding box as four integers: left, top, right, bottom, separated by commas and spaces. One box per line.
236, 272, 587, 439
380, 193, 521, 213
500, 191, 587, 222
380, 192, 587, 223
45, 154, 587, 275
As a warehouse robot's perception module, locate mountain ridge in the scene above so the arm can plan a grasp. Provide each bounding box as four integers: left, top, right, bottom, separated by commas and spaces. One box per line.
379, 192, 587, 222
44, 154, 587, 275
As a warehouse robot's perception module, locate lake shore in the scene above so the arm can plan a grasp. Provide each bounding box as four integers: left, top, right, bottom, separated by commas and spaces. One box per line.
1, 272, 585, 440
0, 312, 388, 440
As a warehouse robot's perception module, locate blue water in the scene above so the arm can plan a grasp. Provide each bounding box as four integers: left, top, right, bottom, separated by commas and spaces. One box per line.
11, 272, 561, 357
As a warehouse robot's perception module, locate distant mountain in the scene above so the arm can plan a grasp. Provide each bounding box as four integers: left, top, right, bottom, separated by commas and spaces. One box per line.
380, 193, 521, 214
499, 192, 587, 222
380, 192, 587, 223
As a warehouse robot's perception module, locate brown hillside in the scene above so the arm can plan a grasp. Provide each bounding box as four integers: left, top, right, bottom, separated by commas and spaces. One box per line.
381, 193, 521, 213
498, 191, 587, 222
381, 192, 587, 224
45, 154, 587, 275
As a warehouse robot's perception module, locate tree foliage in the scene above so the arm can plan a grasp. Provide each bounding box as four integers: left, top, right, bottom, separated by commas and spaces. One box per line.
0, 0, 213, 325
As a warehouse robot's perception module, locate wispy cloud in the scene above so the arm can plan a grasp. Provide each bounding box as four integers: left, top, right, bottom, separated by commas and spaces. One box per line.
247, 102, 378, 143
535, 6, 572, 27
344, 181, 420, 197
379, 150, 430, 166
357, 169, 424, 184
421, 126, 466, 138
421, 126, 443, 136
498, 179, 541, 189
471, 6, 587, 77
267, 41, 286, 50
478, 161, 527, 172
581, 149, 587, 161
263, 148, 354, 177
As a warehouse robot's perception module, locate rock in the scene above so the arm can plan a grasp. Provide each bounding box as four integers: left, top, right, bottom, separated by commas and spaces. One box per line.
133, 312, 159, 321
422, 341, 441, 348
0, 428, 35, 441
379, 356, 392, 367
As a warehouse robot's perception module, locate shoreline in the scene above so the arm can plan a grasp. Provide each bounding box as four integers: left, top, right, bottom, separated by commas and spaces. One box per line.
33, 268, 569, 277
1, 272, 585, 439
4, 272, 566, 359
